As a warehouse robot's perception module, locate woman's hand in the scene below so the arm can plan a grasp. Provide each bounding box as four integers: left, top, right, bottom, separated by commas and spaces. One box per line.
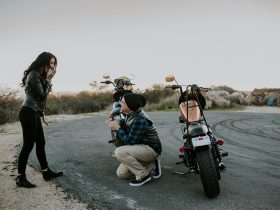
47, 67, 56, 80
41, 116, 49, 126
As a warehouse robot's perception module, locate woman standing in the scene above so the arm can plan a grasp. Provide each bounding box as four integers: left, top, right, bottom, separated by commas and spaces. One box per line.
16, 52, 63, 188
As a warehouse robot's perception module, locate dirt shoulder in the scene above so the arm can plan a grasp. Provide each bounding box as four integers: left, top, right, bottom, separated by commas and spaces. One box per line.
0, 107, 279, 210
0, 114, 96, 210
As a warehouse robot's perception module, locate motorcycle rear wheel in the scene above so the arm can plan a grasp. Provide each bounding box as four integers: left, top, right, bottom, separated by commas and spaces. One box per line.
196, 146, 220, 198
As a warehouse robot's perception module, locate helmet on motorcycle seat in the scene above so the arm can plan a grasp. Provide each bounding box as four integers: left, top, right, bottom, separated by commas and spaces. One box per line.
114, 76, 134, 91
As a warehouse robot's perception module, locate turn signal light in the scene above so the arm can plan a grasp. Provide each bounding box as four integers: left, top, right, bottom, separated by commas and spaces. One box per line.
217, 139, 224, 145
179, 147, 186, 153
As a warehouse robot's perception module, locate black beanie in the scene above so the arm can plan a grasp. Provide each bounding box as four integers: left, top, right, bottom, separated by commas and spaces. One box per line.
123, 93, 147, 111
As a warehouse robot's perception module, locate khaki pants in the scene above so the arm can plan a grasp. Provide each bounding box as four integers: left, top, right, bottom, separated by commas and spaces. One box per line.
115, 144, 158, 180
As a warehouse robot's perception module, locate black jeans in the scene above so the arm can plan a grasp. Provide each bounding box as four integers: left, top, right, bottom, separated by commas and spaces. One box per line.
18, 106, 48, 175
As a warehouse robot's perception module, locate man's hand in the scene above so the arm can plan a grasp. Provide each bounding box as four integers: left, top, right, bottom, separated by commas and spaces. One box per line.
106, 118, 121, 130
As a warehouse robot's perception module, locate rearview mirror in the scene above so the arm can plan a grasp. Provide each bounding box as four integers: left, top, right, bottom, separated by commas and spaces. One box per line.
165, 75, 175, 82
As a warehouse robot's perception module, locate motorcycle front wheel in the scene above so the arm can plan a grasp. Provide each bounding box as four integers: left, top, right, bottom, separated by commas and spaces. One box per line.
196, 146, 220, 198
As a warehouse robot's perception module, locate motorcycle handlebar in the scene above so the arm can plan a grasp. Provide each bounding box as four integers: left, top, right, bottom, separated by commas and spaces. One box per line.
165, 85, 181, 90
166, 84, 210, 92
100, 80, 113, 85
187, 86, 210, 92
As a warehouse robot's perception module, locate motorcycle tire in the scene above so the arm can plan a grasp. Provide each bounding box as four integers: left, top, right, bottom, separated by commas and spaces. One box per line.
196, 146, 220, 198
211, 146, 221, 180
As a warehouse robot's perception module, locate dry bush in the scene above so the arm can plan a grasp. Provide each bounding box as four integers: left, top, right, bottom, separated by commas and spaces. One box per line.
0, 83, 249, 125
145, 94, 179, 111
142, 84, 176, 104
260, 88, 280, 92
212, 85, 236, 94
0, 90, 22, 125
45, 85, 177, 115
45, 91, 113, 115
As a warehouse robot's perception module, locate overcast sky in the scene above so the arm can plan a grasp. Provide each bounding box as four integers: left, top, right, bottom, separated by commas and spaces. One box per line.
1, 0, 279, 92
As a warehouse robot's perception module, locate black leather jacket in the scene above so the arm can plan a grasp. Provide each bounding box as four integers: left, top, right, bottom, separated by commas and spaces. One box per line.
22, 69, 52, 116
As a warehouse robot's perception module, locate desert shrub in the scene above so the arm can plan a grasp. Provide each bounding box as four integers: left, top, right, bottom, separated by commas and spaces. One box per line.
145, 94, 179, 111
74, 91, 112, 114
44, 84, 177, 115
46, 93, 75, 114
0, 90, 22, 124
45, 91, 113, 115
142, 84, 176, 104
260, 88, 280, 92
212, 85, 236, 94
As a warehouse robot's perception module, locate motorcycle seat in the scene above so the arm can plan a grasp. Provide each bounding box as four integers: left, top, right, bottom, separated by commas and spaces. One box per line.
184, 123, 208, 138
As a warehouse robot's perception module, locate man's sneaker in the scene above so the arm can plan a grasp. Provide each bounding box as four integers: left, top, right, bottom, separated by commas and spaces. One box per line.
42, 168, 63, 181
153, 158, 161, 179
129, 173, 151, 187
16, 176, 36, 188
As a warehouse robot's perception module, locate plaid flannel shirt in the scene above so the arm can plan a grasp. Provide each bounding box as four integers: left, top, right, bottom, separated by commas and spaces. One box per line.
117, 117, 147, 145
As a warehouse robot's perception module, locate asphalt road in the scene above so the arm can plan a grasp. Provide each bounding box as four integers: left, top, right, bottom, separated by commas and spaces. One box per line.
30, 111, 280, 210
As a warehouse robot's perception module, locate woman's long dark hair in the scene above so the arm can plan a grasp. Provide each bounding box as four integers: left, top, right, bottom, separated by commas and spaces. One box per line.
21, 52, 57, 87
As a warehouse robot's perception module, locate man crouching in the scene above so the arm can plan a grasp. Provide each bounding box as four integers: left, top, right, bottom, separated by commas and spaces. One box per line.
107, 93, 162, 186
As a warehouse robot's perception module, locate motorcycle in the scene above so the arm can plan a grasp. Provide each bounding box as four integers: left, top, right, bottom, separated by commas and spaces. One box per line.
100, 75, 135, 147
165, 75, 228, 198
